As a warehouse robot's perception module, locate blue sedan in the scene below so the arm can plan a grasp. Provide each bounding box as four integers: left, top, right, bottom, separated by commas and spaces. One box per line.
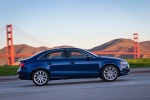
17, 48, 130, 86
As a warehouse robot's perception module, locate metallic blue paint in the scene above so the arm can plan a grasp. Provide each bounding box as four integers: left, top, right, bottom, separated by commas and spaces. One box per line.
17, 48, 130, 80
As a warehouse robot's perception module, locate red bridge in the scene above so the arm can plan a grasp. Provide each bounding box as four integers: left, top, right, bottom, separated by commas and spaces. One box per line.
0, 24, 150, 66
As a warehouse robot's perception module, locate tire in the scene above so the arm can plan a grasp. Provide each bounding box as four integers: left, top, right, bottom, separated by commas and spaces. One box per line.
101, 65, 119, 82
32, 69, 49, 86
100, 75, 103, 79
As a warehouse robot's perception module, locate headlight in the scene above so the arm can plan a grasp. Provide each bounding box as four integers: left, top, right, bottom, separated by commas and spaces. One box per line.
120, 61, 128, 65
120, 61, 130, 68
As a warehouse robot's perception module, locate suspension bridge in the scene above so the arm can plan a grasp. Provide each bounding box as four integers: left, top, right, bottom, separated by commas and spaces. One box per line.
0, 24, 150, 66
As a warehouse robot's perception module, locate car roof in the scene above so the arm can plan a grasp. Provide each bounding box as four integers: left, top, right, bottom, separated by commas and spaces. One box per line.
44, 47, 83, 52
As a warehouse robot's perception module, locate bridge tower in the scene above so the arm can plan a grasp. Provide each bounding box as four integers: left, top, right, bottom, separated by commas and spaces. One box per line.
6, 24, 14, 65
133, 33, 140, 59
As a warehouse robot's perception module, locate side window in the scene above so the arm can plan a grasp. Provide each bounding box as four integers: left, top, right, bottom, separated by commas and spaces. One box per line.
49, 51, 64, 58
39, 50, 65, 59
69, 50, 87, 58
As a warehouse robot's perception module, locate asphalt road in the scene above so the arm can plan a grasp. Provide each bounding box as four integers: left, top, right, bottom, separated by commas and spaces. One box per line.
0, 73, 150, 100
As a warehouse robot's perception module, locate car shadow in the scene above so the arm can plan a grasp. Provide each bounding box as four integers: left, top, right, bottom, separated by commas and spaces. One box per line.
22, 78, 130, 87
47, 80, 103, 86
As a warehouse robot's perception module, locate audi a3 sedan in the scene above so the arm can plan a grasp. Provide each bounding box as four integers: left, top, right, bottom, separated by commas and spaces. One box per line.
17, 48, 130, 86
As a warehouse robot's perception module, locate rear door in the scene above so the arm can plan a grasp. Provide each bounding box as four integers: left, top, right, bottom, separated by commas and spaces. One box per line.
44, 50, 70, 79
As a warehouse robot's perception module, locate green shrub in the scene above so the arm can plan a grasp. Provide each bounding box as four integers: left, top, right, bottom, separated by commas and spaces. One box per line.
126, 58, 150, 68
0, 66, 19, 76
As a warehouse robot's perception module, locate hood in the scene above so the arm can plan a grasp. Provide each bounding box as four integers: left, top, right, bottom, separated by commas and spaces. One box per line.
98, 56, 124, 61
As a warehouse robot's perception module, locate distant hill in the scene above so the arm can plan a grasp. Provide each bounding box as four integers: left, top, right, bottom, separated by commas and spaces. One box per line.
139, 41, 150, 58
140, 41, 150, 49
89, 38, 150, 58
0, 39, 150, 66
0, 44, 74, 66
0, 44, 49, 66
90, 38, 133, 52
13, 44, 48, 54
52, 45, 74, 49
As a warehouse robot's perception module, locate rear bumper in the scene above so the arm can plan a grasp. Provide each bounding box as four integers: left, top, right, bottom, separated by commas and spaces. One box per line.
17, 75, 30, 80
17, 69, 32, 80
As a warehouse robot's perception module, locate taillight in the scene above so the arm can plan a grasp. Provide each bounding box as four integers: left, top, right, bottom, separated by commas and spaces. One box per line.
19, 62, 25, 67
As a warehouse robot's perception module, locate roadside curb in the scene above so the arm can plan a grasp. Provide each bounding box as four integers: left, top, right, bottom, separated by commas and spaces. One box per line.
0, 76, 18, 82
131, 71, 150, 74
0, 68, 150, 82
130, 68, 150, 74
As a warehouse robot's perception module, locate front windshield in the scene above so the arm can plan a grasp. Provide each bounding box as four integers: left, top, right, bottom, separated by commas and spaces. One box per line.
86, 50, 99, 57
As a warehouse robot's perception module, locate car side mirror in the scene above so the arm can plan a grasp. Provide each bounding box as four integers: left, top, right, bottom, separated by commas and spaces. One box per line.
86, 55, 91, 60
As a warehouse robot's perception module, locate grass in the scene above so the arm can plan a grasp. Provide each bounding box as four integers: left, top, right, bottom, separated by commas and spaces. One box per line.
0, 66, 19, 76
0, 58, 150, 76
126, 58, 150, 68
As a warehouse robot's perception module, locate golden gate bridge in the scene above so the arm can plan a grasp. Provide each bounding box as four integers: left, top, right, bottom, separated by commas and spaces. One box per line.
0, 24, 150, 66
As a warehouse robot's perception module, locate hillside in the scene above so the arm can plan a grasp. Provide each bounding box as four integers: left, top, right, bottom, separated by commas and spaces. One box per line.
90, 38, 150, 58
0, 39, 150, 66
140, 41, 150, 51
0, 44, 49, 66
0, 44, 74, 66
90, 38, 134, 52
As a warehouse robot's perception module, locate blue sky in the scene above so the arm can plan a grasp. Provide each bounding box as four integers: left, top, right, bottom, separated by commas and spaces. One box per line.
0, 0, 150, 49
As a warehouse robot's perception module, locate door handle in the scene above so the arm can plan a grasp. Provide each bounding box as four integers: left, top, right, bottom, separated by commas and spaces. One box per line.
70, 61, 75, 64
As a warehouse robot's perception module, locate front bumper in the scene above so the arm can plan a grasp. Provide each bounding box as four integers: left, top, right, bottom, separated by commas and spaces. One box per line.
120, 68, 130, 76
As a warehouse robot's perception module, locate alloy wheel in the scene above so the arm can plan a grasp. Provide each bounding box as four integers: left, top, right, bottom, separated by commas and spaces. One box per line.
33, 69, 49, 86
102, 65, 118, 81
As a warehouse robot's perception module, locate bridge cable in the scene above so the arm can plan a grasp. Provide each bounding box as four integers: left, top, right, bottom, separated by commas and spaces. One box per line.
12, 25, 52, 48
13, 28, 52, 48
0, 26, 5, 33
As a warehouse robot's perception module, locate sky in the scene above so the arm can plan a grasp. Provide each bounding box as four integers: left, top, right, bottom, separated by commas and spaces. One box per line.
0, 0, 150, 49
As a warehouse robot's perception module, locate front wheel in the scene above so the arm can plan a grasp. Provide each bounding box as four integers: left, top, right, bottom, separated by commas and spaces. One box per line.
101, 65, 119, 82
32, 69, 49, 86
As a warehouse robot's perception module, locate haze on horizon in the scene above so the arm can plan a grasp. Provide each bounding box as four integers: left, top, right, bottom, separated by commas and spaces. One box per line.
0, 0, 150, 49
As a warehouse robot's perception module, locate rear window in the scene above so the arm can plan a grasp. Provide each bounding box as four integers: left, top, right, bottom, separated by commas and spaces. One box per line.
39, 50, 65, 59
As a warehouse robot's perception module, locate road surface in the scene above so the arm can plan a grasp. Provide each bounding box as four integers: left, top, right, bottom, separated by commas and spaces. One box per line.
0, 73, 150, 100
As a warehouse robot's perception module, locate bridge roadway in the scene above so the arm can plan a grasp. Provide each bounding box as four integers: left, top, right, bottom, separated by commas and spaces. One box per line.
0, 73, 150, 100
1, 52, 150, 57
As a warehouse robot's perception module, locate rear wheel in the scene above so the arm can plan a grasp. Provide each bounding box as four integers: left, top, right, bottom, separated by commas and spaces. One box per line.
32, 69, 49, 86
101, 65, 119, 82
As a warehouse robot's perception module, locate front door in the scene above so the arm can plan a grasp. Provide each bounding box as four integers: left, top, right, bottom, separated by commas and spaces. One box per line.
65, 49, 100, 78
